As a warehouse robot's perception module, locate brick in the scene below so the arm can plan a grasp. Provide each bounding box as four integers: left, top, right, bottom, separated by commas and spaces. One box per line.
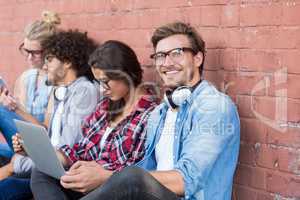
61, 14, 88, 31
134, 47, 153, 66
116, 12, 140, 30
240, 118, 268, 144
220, 48, 238, 71
239, 27, 300, 49
106, 0, 134, 12
159, 0, 192, 8
266, 171, 300, 197
202, 70, 223, 90
138, 9, 167, 29
133, 0, 162, 10
184, 7, 201, 26
239, 50, 282, 73
251, 96, 289, 124
239, 142, 256, 165
83, 0, 106, 13
287, 75, 300, 99
165, 8, 188, 23
189, 0, 228, 6
282, 3, 300, 26
204, 49, 220, 70
0, 5, 13, 19
223, 72, 267, 96
269, 74, 300, 99
232, 185, 258, 200
199, 27, 222, 48
236, 95, 256, 118
200, 5, 221, 26
240, 3, 282, 26
222, 28, 242, 48
288, 98, 300, 122
268, 127, 300, 149
277, 148, 300, 174
282, 50, 300, 74
255, 144, 279, 169
235, 164, 267, 190
115, 29, 153, 48
85, 14, 115, 31
221, 4, 239, 27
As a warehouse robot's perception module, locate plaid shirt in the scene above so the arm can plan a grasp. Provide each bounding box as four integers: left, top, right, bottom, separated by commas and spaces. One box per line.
60, 93, 158, 171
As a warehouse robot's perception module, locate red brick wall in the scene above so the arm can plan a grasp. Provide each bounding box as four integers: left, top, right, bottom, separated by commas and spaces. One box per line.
0, 0, 299, 199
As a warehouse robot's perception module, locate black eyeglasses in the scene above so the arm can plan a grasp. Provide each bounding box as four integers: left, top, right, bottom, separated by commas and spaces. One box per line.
94, 78, 110, 90
150, 47, 196, 66
19, 43, 43, 58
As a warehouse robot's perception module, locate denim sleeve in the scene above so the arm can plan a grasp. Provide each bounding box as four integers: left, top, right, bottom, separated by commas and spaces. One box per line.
173, 95, 240, 199
13, 154, 34, 177
56, 83, 99, 149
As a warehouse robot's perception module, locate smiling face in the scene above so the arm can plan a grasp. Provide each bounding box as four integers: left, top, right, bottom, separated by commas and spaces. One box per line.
154, 34, 203, 88
92, 67, 130, 101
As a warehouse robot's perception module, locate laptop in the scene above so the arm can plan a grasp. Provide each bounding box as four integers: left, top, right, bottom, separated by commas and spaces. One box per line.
14, 119, 65, 179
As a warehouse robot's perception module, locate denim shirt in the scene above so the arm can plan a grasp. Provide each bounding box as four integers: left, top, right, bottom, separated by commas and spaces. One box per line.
136, 80, 240, 200
24, 68, 52, 122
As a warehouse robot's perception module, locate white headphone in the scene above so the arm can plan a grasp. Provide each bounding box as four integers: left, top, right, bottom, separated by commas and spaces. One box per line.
164, 80, 202, 109
54, 86, 67, 102
164, 86, 192, 109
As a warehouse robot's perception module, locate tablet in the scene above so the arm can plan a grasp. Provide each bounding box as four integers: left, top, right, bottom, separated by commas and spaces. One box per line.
14, 119, 65, 179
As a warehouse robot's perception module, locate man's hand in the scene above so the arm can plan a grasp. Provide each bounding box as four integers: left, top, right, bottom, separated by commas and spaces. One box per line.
0, 88, 17, 111
12, 133, 27, 156
60, 161, 113, 194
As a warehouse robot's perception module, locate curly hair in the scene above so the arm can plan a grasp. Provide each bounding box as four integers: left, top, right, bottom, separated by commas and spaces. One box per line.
41, 30, 98, 80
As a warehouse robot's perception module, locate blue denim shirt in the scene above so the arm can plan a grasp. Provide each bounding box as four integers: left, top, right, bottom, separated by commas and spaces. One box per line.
136, 80, 240, 200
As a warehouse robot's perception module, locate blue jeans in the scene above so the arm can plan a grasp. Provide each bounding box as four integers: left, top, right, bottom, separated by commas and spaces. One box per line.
0, 177, 32, 200
0, 105, 23, 158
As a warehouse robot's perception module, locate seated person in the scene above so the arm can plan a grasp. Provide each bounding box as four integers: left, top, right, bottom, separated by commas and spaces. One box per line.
0, 30, 99, 200
28, 40, 159, 199
0, 10, 60, 159
33, 22, 240, 200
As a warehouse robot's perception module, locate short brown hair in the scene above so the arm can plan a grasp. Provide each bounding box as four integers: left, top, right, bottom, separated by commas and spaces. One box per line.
151, 22, 206, 75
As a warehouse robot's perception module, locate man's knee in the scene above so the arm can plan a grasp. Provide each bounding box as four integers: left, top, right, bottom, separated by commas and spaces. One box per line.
115, 166, 155, 189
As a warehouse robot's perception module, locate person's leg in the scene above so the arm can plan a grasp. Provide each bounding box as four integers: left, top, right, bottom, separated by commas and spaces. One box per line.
0, 177, 32, 200
0, 143, 13, 158
81, 166, 180, 200
30, 168, 83, 200
0, 105, 23, 149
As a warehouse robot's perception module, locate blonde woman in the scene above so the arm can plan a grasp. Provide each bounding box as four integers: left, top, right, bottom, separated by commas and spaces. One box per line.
0, 11, 60, 200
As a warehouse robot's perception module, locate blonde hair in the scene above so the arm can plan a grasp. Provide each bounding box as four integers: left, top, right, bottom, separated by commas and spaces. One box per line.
24, 11, 61, 41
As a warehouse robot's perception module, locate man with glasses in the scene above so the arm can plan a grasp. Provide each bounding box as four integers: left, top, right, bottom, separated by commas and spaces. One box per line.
62, 22, 240, 200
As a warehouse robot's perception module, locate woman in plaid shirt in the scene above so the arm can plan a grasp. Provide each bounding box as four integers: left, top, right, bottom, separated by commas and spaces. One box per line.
30, 40, 159, 199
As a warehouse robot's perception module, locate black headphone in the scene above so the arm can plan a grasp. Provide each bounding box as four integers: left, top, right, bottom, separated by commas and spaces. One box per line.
164, 80, 202, 109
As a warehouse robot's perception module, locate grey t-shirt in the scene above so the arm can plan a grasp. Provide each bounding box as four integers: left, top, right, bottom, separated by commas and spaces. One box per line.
13, 77, 100, 176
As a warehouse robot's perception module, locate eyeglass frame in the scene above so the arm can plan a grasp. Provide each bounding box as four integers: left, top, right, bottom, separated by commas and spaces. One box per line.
18, 43, 44, 58
94, 77, 111, 90
150, 47, 197, 66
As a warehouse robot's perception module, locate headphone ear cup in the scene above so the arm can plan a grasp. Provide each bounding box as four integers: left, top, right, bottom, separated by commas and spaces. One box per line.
172, 87, 192, 106
54, 86, 67, 101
